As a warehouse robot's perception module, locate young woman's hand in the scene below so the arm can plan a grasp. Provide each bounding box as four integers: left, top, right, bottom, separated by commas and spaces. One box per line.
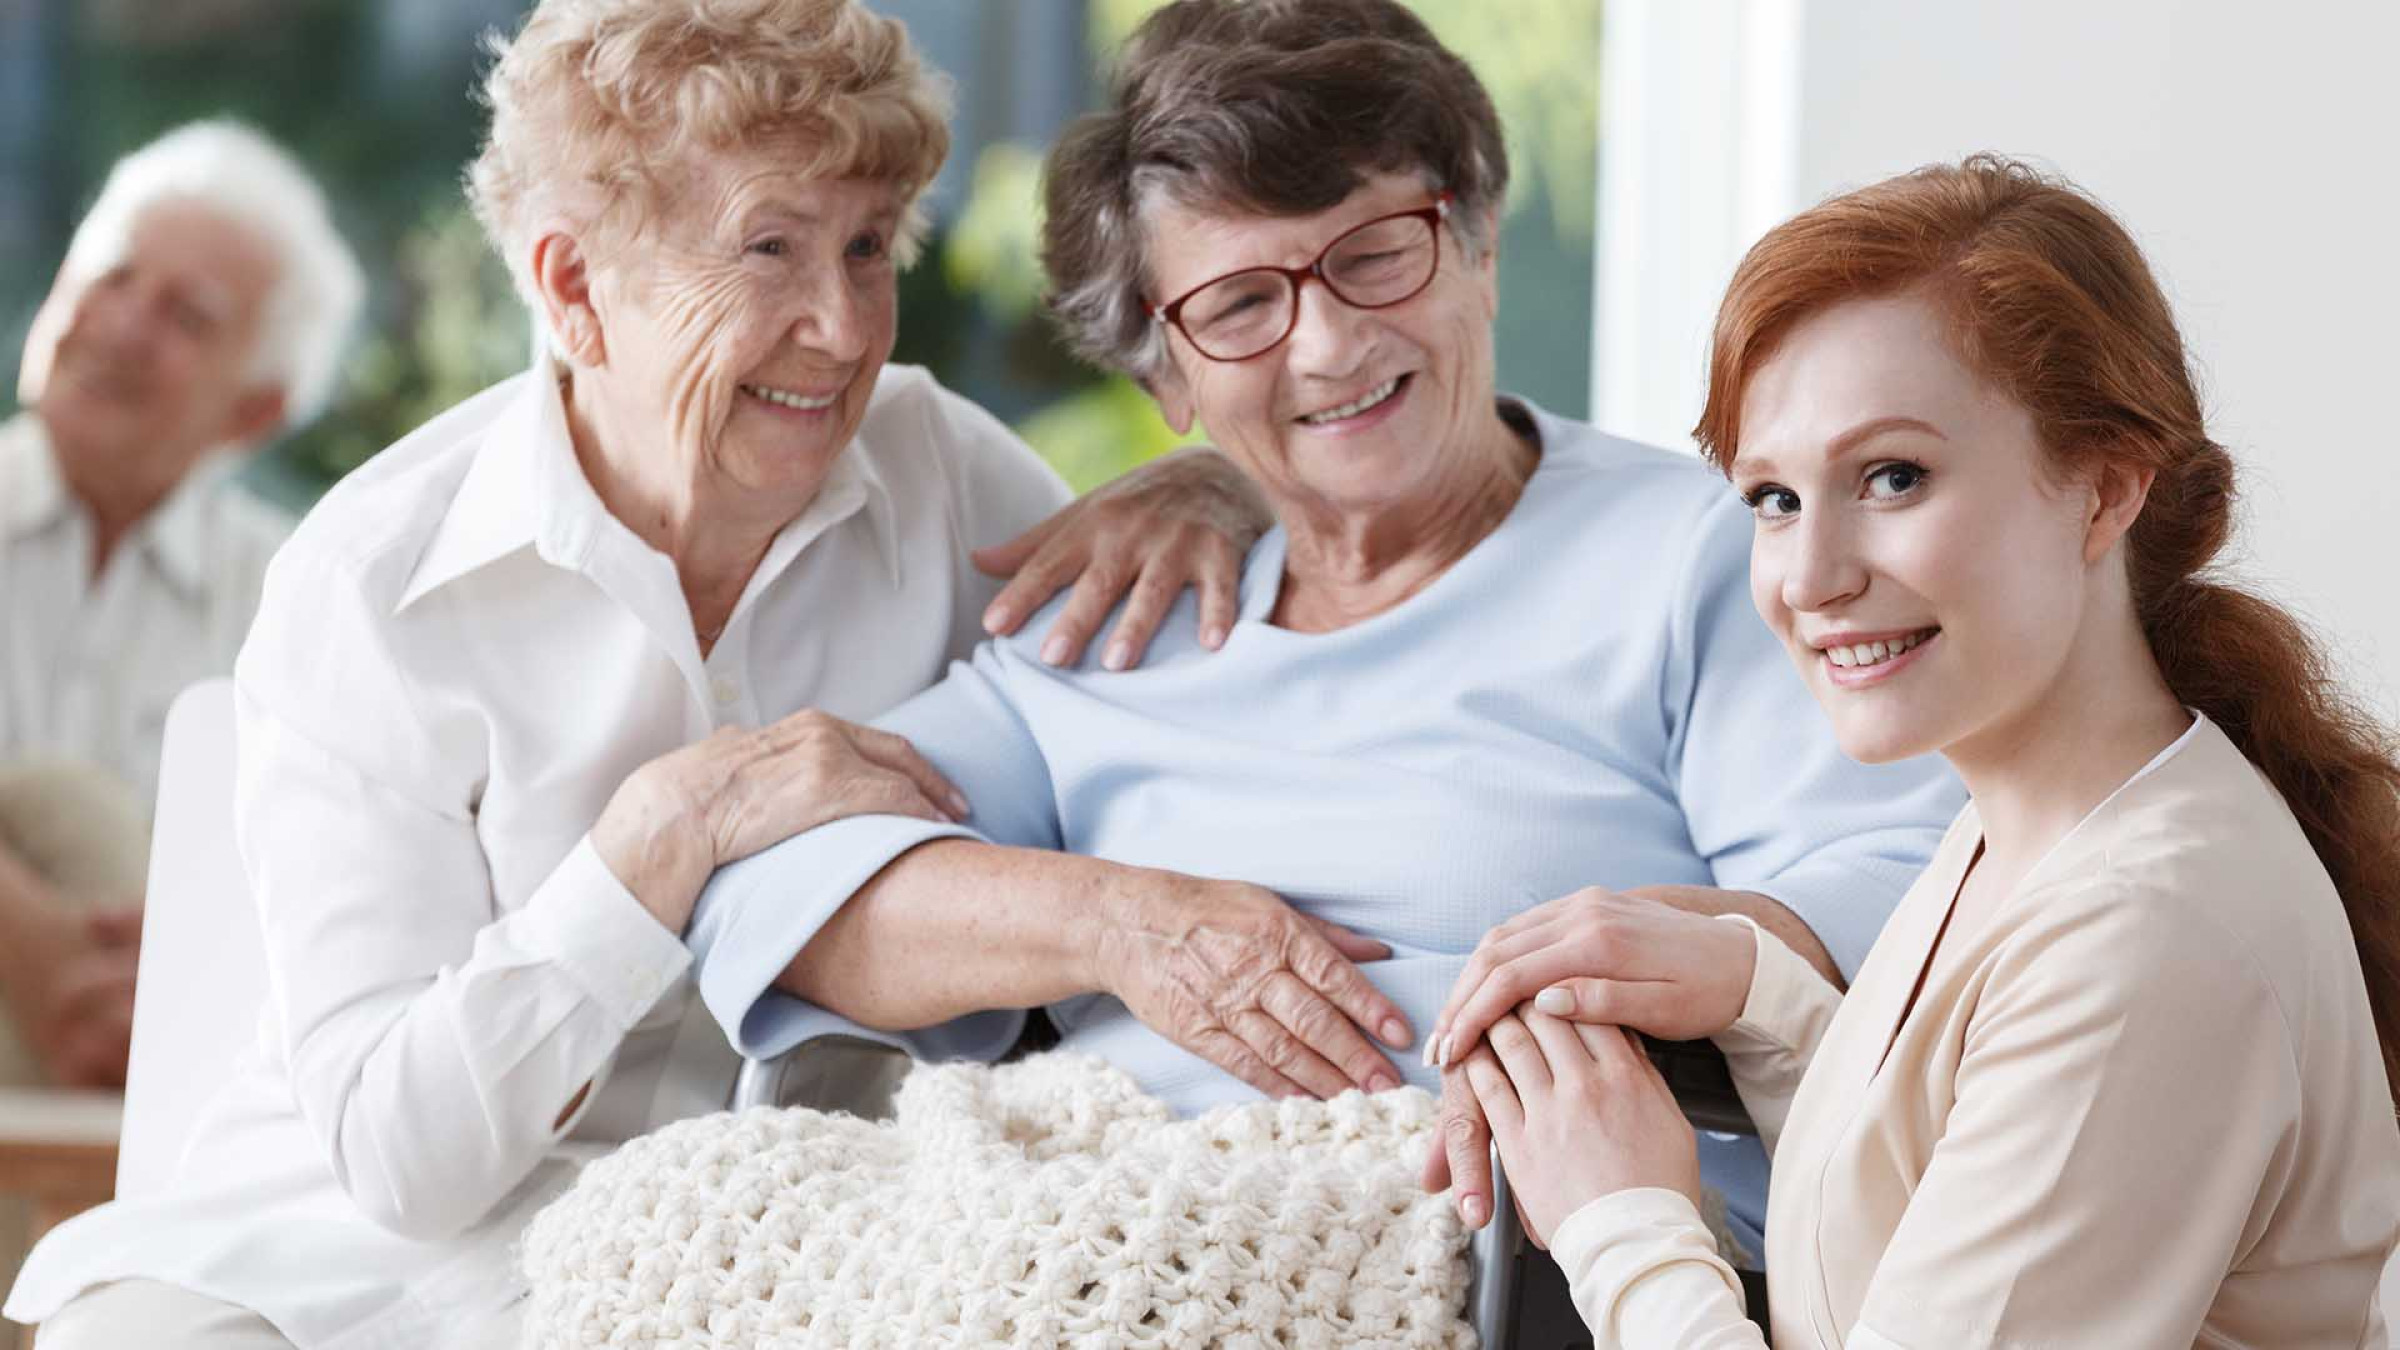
1463, 1010, 1703, 1249
1427, 887, 1756, 1070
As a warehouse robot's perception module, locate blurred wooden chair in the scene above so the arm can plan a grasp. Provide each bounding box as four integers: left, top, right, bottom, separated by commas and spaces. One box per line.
0, 1086, 119, 1260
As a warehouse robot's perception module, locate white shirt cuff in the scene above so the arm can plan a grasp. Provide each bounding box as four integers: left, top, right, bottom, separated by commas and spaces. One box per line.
517, 836, 692, 1029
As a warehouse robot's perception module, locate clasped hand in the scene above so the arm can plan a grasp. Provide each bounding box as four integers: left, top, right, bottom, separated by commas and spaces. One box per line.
1418, 886, 1756, 1244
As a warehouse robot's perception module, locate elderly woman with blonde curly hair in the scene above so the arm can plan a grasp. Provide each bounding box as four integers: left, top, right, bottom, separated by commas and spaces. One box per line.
3, 2, 1268, 1345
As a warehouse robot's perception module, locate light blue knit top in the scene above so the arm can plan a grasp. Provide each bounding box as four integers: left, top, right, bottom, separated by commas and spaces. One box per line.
688, 400, 1963, 1249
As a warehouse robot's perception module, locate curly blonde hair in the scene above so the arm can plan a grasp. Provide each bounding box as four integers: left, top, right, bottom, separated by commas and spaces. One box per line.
466, 0, 951, 309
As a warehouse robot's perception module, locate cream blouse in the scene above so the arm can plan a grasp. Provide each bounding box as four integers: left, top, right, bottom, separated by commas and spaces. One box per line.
1554, 715, 2400, 1347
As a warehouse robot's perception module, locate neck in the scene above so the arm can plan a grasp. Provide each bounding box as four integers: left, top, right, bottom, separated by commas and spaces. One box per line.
563, 371, 812, 646
45, 416, 203, 579
1945, 604, 2193, 874
1273, 412, 1535, 632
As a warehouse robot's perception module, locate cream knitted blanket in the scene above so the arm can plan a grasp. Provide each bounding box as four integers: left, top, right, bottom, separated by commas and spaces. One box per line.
520, 1053, 1473, 1348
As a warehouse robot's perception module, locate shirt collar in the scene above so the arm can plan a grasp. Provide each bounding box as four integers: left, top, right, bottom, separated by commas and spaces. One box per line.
0, 413, 74, 541
394, 367, 554, 612
134, 455, 245, 603
1, 411, 236, 603
832, 409, 902, 592
396, 360, 905, 613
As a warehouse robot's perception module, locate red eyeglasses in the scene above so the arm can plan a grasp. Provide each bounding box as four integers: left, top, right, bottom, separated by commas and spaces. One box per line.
1149, 192, 1455, 363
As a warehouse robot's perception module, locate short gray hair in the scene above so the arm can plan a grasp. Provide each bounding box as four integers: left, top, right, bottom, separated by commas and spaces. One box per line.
1041, 0, 1509, 382
35, 119, 366, 428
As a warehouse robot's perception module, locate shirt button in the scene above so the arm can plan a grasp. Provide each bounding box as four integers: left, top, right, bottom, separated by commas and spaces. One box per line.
710, 677, 739, 707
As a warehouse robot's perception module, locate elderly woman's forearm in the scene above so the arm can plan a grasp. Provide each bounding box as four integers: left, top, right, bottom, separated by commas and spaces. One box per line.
774, 839, 1114, 1028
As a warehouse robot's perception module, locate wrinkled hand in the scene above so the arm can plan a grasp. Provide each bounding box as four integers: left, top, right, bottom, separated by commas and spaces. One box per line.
593, 709, 968, 935
0, 899, 142, 1088
974, 446, 1269, 671
1419, 1059, 1498, 1230
1426, 887, 1755, 1071
1096, 873, 1412, 1100
1466, 1011, 1702, 1249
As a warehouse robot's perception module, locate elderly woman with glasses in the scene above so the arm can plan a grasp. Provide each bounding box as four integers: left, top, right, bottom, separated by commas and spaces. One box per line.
683, 0, 1962, 1284
5, 2, 1272, 1346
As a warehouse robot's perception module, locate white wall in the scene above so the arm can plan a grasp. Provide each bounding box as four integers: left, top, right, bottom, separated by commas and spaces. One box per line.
1595, 0, 2400, 720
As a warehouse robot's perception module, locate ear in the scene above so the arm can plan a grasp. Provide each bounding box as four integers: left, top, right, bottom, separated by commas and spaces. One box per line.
1474, 205, 1503, 269
530, 230, 607, 367
1469, 205, 1502, 316
2083, 460, 2155, 565
219, 385, 289, 449
1144, 357, 1198, 437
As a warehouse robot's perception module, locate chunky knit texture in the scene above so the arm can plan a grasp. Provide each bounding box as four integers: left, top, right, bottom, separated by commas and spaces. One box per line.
521, 1054, 1474, 1348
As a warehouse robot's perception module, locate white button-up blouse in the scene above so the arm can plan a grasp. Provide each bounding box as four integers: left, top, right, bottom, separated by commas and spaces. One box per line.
4, 360, 1071, 1348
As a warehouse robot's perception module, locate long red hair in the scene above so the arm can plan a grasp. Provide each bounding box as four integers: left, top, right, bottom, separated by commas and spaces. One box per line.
1694, 154, 2400, 1108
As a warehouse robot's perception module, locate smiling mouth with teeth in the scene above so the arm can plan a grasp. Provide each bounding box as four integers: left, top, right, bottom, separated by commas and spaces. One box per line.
1824, 628, 1939, 669
741, 383, 839, 412
1297, 374, 1406, 425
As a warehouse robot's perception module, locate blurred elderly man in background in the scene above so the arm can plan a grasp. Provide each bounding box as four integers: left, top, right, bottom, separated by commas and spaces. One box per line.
0, 119, 363, 1094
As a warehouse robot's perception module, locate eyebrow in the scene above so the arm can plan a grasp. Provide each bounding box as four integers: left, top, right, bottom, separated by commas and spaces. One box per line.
736, 204, 826, 231
1736, 415, 1947, 478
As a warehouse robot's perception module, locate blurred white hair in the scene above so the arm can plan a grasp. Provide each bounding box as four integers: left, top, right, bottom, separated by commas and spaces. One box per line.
26, 118, 367, 430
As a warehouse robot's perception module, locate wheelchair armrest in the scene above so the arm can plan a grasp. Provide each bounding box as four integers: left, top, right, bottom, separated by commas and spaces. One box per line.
1642, 1035, 1755, 1136
1471, 1146, 1520, 1348
732, 1009, 1063, 1113
731, 1046, 800, 1112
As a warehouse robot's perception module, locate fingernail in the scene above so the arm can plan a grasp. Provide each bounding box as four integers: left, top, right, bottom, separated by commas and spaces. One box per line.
1437, 1034, 1454, 1068
982, 604, 1011, 633
1382, 1017, 1409, 1048
1040, 635, 1071, 666
1461, 1195, 1488, 1228
1368, 1071, 1399, 1094
1102, 641, 1131, 671
1420, 1037, 1436, 1069
1202, 624, 1228, 649
1534, 986, 1573, 1015
947, 791, 972, 819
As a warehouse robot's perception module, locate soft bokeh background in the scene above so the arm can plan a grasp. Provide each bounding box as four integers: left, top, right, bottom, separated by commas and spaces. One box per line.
0, 0, 1599, 506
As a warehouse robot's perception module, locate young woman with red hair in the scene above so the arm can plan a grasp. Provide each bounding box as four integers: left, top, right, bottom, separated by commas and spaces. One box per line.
1426, 155, 2400, 1346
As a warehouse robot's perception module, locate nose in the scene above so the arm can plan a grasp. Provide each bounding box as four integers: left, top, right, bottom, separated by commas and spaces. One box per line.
1779, 508, 1869, 614
1281, 273, 1372, 377
790, 272, 869, 365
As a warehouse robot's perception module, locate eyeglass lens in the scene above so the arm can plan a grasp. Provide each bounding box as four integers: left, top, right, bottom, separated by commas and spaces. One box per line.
1180, 212, 1438, 361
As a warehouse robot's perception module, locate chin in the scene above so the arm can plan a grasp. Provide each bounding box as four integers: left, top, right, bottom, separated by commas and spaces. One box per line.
1827, 711, 1947, 767
1289, 444, 1437, 509
42, 394, 143, 451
